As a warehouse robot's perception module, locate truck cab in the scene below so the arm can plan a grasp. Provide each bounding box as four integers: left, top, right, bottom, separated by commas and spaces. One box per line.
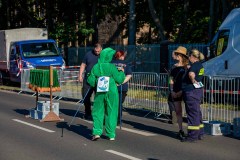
9, 39, 65, 82
0, 28, 65, 84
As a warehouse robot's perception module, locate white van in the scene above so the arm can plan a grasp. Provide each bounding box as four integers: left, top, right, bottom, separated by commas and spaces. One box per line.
203, 8, 240, 76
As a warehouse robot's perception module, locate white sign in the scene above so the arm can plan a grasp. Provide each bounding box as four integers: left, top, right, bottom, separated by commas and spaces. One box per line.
97, 76, 110, 92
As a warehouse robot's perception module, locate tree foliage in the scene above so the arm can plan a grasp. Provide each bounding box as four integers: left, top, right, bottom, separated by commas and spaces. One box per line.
0, 0, 239, 45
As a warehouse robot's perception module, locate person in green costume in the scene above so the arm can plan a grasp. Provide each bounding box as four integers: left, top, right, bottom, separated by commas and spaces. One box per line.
87, 47, 125, 141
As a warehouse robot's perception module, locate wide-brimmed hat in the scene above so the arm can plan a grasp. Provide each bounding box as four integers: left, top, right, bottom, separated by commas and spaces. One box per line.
174, 46, 188, 57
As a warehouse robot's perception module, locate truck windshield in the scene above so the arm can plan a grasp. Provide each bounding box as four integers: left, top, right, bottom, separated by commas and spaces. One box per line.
22, 42, 59, 58
208, 29, 230, 60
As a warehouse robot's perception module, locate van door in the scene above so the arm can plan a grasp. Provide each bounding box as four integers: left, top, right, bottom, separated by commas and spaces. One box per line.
9, 44, 22, 82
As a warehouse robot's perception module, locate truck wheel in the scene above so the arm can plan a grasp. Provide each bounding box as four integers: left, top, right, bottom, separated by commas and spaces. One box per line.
0, 71, 3, 85
0, 71, 9, 85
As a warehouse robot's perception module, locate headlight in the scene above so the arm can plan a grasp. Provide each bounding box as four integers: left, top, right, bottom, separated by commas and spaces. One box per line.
26, 62, 35, 69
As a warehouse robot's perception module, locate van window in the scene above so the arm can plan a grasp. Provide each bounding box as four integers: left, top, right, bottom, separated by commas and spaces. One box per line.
215, 30, 230, 56
16, 45, 20, 54
209, 30, 230, 60
216, 30, 229, 56
22, 42, 59, 58
10, 46, 15, 56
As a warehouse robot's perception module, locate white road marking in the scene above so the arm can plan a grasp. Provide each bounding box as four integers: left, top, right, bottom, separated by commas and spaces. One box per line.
116, 126, 157, 136
81, 119, 156, 136
12, 119, 55, 133
105, 150, 142, 160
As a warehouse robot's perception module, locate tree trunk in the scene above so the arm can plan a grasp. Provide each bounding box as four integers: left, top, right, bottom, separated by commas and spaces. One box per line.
92, 0, 98, 44
46, 1, 54, 33
221, 0, 230, 19
128, 0, 136, 45
208, 0, 215, 41
147, 0, 165, 42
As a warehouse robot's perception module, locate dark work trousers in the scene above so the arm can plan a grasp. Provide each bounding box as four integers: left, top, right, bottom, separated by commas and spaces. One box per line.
82, 78, 95, 116
183, 88, 204, 140
118, 91, 127, 120
119, 91, 127, 104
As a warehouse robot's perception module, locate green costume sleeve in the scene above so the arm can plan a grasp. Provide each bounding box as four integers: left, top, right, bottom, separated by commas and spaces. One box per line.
111, 65, 125, 85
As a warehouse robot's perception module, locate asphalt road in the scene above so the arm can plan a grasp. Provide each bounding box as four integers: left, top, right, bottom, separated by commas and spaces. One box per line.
0, 90, 239, 160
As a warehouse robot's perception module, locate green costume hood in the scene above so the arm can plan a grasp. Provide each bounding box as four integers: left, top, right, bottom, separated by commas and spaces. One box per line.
98, 47, 116, 63
87, 47, 125, 88
98, 47, 116, 75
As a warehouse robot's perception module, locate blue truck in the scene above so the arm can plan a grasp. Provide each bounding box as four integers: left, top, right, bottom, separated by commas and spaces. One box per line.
0, 28, 65, 84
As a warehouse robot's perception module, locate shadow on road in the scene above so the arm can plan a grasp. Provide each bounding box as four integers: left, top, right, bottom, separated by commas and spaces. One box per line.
56, 121, 92, 140
56, 108, 93, 140
14, 109, 30, 116
122, 119, 179, 140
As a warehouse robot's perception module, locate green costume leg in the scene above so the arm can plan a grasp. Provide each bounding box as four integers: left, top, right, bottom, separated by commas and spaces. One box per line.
92, 93, 105, 136
105, 92, 119, 138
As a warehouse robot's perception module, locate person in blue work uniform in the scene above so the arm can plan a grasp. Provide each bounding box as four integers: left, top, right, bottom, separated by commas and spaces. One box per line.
78, 43, 102, 120
112, 50, 132, 124
181, 49, 205, 142
87, 48, 125, 141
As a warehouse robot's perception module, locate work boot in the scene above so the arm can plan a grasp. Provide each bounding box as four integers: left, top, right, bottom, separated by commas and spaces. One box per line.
181, 137, 197, 143
198, 135, 205, 140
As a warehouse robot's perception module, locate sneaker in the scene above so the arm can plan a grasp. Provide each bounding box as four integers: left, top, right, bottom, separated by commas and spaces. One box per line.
177, 130, 185, 140
109, 138, 115, 141
92, 135, 100, 141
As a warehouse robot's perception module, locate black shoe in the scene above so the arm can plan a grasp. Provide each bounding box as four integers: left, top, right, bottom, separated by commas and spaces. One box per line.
181, 137, 197, 143
177, 130, 185, 140
198, 135, 205, 140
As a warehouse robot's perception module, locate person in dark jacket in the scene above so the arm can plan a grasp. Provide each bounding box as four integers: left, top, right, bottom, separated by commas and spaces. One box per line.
112, 51, 132, 105
78, 43, 102, 120
112, 50, 132, 124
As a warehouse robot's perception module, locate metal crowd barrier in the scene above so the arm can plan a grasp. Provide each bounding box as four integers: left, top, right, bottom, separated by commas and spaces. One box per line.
202, 75, 240, 123
20, 69, 240, 123
124, 72, 160, 115
58, 69, 82, 101
20, 68, 83, 102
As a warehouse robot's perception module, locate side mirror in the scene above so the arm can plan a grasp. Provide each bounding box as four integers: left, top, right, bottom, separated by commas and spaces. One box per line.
206, 46, 210, 58
15, 54, 20, 59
